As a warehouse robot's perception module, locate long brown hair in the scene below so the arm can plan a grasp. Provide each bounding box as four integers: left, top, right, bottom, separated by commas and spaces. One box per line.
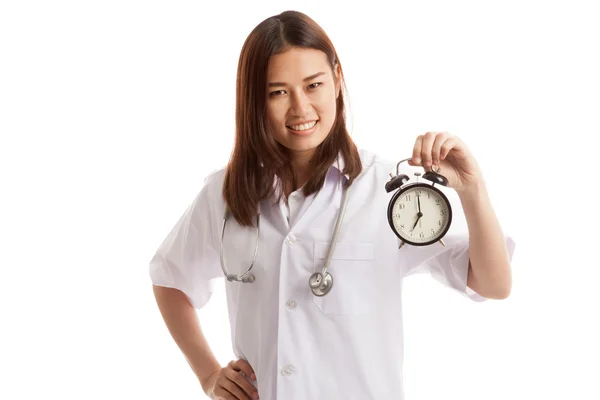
223, 10, 362, 227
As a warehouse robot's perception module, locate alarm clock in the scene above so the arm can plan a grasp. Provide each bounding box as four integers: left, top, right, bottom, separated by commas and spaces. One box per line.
385, 157, 452, 248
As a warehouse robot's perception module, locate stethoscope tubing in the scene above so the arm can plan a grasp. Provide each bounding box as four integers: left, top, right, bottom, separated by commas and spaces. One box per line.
319, 182, 351, 279
220, 175, 353, 294
220, 205, 260, 283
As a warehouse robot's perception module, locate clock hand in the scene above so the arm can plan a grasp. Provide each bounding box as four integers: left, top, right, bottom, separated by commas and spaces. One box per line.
412, 211, 423, 230
411, 217, 419, 230
417, 192, 421, 213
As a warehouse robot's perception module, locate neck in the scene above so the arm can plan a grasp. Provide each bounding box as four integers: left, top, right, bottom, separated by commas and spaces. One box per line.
293, 148, 318, 178
291, 148, 314, 172
285, 149, 315, 197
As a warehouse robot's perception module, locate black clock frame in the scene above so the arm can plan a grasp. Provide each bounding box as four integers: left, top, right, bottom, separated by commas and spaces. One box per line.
387, 182, 453, 246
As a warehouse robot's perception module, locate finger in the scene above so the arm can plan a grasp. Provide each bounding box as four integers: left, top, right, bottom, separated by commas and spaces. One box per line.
219, 371, 253, 400
231, 359, 257, 381
439, 136, 457, 160
215, 382, 249, 400
431, 132, 450, 166
228, 360, 258, 399
409, 135, 423, 166
420, 131, 437, 169
212, 385, 237, 400
224, 367, 258, 400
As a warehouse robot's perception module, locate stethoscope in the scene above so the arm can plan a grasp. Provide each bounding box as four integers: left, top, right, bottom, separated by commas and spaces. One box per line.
220, 182, 352, 297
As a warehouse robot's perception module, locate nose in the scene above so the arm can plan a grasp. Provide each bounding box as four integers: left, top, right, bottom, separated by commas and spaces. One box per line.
289, 89, 311, 117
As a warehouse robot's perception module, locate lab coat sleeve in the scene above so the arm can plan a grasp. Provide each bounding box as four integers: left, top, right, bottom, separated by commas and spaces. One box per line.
398, 185, 516, 302
402, 233, 516, 302
385, 161, 517, 301
148, 172, 223, 309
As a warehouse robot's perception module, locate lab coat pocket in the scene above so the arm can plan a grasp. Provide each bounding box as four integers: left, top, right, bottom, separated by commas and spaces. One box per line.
312, 241, 375, 315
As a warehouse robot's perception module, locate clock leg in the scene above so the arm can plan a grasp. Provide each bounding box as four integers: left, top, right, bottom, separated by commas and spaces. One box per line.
398, 239, 406, 249
439, 239, 446, 247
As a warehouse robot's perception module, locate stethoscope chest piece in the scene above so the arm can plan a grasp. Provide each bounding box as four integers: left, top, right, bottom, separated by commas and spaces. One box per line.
309, 271, 334, 296
221, 177, 351, 297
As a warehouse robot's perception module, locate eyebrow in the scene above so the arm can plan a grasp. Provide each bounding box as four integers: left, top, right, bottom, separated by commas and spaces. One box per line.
267, 72, 326, 88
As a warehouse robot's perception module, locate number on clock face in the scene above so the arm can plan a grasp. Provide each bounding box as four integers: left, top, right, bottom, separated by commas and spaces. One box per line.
390, 186, 450, 244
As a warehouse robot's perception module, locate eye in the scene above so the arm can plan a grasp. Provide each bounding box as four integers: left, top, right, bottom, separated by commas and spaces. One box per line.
268, 83, 322, 97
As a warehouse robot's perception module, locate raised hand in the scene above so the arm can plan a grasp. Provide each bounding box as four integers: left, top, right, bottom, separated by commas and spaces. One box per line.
408, 131, 483, 194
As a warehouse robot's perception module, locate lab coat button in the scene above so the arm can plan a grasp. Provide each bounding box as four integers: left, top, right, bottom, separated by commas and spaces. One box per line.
281, 365, 296, 376
285, 234, 297, 245
286, 299, 297, 310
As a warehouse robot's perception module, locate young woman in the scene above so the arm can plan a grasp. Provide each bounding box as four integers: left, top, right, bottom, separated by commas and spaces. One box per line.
149, 10, 515, 400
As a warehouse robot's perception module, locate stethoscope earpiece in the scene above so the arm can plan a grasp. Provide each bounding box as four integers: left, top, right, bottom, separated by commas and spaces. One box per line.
220, 155, 449, 297
226, 274, 255, 283
221, 172, 352, 297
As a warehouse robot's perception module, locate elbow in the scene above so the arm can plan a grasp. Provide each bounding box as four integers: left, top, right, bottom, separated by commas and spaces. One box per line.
467, 261, 512, 300
486, 280, 512, 300
472, 285, 511, 300
492, 286, 511, 300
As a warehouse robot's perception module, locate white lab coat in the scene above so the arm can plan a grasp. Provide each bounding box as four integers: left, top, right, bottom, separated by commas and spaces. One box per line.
149, 148, 516, 400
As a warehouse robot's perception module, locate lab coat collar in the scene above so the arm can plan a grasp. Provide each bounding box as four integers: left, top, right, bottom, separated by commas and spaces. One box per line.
268, 151, 348, 204
332, 150, 350, 181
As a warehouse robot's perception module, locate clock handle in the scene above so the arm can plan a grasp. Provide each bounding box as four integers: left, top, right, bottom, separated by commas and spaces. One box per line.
395, 157, 449, 187
394, 158, 413, 176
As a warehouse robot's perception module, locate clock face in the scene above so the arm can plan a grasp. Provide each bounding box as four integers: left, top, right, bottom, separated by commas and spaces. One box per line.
388, 184, 452, 246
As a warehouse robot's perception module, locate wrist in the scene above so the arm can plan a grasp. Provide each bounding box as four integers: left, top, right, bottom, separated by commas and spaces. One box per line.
456, 179, 486, 200
199, 367, 221, 394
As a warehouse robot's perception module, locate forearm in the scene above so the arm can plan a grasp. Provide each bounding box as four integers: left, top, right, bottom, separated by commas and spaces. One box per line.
457, 182, 512, 299
152, 285, 222, 389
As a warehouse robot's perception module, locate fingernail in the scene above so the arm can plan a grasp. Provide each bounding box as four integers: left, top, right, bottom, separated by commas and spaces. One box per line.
253, 392, 259, 399
414, 157, 421, 164
251, 373, 256, 380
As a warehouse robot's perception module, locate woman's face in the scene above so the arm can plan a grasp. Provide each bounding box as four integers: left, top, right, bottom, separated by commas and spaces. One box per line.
265, 47, 340, 158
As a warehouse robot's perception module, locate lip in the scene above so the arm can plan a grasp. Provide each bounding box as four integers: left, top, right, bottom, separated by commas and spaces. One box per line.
287, 120, 319, 136
287, 119, 318, 125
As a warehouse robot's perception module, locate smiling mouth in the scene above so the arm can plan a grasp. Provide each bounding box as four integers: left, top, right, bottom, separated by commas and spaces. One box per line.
286, 120, 319, 131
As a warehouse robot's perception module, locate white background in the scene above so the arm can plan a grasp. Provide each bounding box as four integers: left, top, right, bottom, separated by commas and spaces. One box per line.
1, 1, 598, 399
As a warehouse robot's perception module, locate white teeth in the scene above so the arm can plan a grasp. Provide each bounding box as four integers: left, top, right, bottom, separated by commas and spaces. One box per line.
288, 120, 317, 131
